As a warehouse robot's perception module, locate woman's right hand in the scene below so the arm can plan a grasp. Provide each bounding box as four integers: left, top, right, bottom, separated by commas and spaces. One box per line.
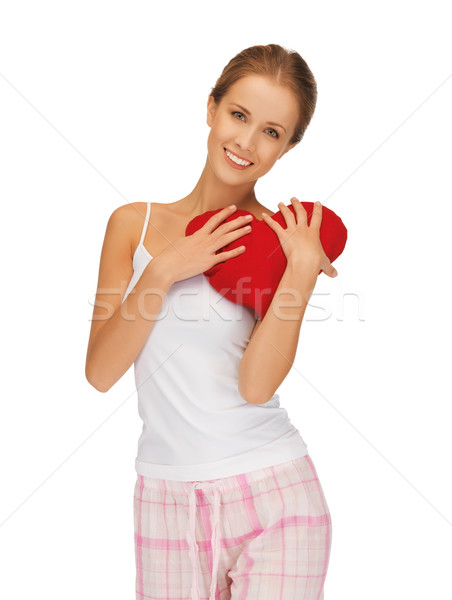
151, 205, 253, 284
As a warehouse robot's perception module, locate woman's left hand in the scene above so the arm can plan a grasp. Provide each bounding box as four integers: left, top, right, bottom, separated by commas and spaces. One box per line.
261, 197, 338, 279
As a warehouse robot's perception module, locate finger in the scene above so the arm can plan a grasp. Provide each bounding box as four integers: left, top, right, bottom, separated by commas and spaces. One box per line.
217, 244, 246, 262
278, 202, 296, 226
290, 197, 308, 225
307, 201, 323, 230
261, 211, 284, 234
322, 260, 338, 278
329, 266, 338, 278
227, 214, 254, 230
203, 204, 238, 233
221, 222, 252, 247
213, 215, 253, 244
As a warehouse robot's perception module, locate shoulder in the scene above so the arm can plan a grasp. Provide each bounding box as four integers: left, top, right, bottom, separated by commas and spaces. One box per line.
104, 202, 153, 258
108, 201, 150, 225
108, 201, 155, 236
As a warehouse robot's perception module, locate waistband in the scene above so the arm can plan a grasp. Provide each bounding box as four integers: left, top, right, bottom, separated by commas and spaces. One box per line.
138, 454, 309, 496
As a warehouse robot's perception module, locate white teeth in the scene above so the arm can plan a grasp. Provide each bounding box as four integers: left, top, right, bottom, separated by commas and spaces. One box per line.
226, 149, 251, 166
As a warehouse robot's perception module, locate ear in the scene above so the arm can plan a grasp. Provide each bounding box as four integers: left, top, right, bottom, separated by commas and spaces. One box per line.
206, 95, 218, 128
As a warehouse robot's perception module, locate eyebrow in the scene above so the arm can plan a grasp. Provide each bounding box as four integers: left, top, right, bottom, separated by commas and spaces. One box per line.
230, 103, 287, 133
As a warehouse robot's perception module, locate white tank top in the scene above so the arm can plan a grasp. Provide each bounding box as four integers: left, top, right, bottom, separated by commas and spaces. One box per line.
122, 202, 308, 481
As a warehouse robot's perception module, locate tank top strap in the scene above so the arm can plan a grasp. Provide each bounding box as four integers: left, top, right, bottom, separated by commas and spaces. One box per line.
139, 202, 152, 247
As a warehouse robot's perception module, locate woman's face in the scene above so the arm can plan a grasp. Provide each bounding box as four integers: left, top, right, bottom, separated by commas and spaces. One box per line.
206, 74, 300, 184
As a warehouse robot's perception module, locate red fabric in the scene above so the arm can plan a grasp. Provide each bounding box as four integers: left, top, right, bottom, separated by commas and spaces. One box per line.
185, 202, 348, 320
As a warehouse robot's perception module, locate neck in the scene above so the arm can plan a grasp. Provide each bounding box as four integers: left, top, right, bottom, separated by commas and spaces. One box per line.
184, 157, 257, 215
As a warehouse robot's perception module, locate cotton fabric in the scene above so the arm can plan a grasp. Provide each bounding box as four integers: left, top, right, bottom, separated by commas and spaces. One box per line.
133, 453, 332, 599
121, 201, 309, 482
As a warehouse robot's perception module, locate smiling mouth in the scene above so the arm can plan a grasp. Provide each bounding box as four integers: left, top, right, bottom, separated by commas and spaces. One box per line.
224, 147, 254, 165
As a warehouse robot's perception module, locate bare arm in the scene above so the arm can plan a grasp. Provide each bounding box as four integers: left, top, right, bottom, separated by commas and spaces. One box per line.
238, 260, 317, 404
238, 199, 338, 405
85, 204, 174, 393
85, 203, 253, 393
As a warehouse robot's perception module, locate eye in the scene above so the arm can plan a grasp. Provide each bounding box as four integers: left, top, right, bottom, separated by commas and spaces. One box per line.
231, 112, 279, 139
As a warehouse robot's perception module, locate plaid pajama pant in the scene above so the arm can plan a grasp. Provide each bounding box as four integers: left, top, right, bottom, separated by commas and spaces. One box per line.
133, 454, 332, 600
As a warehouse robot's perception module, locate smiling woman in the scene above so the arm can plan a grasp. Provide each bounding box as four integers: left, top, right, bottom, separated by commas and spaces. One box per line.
205, 72, 304, 186
85, 43, 334, 600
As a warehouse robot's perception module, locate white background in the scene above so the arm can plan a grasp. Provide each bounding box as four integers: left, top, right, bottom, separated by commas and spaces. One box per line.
1, 1, 451, 598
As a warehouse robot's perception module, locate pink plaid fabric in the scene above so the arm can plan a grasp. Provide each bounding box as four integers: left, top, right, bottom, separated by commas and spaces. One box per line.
133, 454, 332, 599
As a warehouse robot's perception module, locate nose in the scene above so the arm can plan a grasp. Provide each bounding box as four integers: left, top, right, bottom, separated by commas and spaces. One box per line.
234, 130, 256, 155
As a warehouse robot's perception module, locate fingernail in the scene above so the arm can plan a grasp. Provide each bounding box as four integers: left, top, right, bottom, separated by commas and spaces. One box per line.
261, 212, 268, 218
332, 268, 338, 277
229, 204, 236, 209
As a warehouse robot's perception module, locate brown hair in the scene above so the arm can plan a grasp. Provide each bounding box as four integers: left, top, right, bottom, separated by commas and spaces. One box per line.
209, 43, 317, 145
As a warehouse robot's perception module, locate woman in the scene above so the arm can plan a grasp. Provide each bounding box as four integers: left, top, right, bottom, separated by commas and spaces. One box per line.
86, 44, 336, 600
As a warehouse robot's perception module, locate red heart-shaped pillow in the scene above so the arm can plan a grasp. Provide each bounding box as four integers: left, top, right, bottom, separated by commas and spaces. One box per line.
185, 202, 347, 320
